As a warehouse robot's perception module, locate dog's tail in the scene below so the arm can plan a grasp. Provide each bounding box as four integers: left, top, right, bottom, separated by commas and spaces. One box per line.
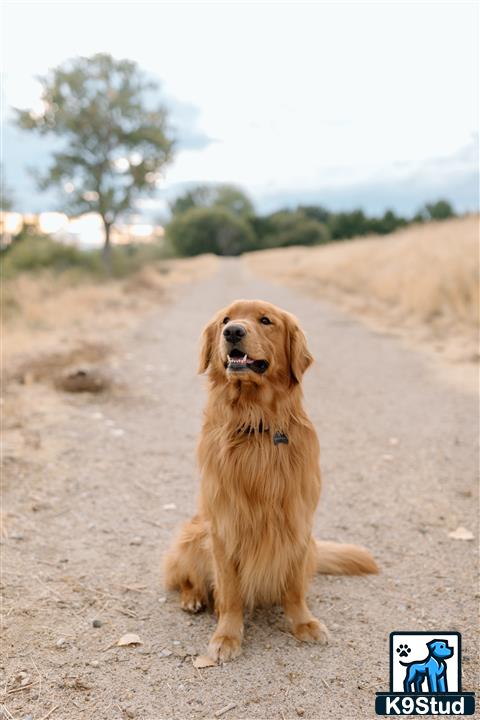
314, 540, 379, 576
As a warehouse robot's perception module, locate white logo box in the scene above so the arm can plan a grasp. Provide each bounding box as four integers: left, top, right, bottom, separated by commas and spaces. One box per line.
391, 632, 460, 693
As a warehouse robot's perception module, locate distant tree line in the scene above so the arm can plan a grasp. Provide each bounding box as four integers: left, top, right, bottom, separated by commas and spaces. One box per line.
8, 51, 459, 264
166, 184, 457, 257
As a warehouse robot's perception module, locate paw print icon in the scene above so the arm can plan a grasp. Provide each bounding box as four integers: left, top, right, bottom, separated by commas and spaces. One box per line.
396, 643, 411, 658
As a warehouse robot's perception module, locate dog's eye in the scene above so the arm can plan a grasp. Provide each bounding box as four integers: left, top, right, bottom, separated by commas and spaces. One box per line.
222, 316, 230, 324
260, 316, 271, 325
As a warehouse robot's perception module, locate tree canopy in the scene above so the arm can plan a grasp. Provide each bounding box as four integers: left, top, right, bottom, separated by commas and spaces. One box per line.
14, 53, 174, 266
167, 206, 256, 256
169, 183, 254, 219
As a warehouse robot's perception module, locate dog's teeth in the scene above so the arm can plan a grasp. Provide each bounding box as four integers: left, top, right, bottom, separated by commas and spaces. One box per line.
227, 353, 249, 366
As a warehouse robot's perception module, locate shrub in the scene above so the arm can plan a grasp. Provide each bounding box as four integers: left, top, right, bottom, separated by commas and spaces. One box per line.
1, 235, 169, 279
424, 200, 456, 221
259, 211, 330, 249
167, 206, 256, 256
169, 183, 254, 219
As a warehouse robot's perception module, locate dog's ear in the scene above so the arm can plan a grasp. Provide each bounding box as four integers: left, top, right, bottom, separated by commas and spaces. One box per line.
198, 319, 217, 373
286, 313, 314, 384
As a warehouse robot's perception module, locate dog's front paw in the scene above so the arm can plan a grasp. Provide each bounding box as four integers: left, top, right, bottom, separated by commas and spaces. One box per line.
208, 633, 242, 662
180, 588, 206, 614
292, 618, 329, 644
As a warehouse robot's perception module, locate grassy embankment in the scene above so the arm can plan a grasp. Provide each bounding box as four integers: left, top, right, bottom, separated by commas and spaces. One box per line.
247, 215, 479, 363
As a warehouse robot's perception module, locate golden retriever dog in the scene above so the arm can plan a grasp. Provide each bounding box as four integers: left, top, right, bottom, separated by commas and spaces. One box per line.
164, 299, 378, 661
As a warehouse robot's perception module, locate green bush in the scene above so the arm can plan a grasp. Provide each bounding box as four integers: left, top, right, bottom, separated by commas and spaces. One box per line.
1, 234, 170, 279
167, 206, 256, 256
259, 210, 330, 249
424, 199, 456, 221
170, 183, 254, 219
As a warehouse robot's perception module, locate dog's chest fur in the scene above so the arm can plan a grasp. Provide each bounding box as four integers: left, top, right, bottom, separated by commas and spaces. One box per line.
199, 414, 321, 606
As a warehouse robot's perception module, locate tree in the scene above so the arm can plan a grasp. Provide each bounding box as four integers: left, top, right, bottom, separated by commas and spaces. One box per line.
14, 53, 174, 269
260, 210, 330, 248
297, 205, 331, 224
169, 186, 213, 217
424, 199, 456, 221
167, 206, 256, 256
212, 185, 254, 218
327, 209, 370, 240
369, 209, 407, 235
1, 166, 13, 211
169, 183, 254, 219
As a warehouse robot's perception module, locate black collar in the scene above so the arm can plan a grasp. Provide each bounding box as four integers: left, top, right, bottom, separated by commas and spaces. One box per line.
237, 423, 289, 445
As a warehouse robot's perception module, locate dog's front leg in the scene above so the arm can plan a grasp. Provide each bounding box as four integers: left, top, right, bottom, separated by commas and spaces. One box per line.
208, 533, 244, 662
283, 554, 329, 644
427, 672, 438, 693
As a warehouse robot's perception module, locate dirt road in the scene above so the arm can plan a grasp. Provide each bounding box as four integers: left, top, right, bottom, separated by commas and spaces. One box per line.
2, 258, 478, 720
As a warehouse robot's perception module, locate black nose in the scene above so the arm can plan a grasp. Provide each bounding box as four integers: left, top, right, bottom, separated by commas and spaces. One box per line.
223, 324, 246, 344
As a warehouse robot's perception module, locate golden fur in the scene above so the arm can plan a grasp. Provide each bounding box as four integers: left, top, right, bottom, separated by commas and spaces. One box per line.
164, 299, 378, 661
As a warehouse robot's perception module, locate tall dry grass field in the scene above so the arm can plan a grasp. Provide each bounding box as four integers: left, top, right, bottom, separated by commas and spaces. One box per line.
3, 254, 218, 366
247, 215, 479, 362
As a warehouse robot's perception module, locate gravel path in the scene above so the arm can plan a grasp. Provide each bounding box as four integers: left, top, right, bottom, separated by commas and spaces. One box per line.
2, 258, 478, 720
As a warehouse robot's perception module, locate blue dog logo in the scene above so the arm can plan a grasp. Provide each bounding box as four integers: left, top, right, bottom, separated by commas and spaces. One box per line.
399, 639, 454, 693
375, 631, 475, 715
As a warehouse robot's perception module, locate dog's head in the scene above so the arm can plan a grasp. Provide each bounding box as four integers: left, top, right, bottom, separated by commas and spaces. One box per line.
427, 640, 454, 660
198, 299, 313, 387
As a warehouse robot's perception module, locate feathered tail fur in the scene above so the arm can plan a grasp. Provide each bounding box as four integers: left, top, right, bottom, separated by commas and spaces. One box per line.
315, 540, 379, 576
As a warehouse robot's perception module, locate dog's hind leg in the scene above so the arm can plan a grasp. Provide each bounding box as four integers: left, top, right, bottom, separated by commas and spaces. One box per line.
415, 678, 424, 693
163, 515, 212, 612
403, 667, 416, 693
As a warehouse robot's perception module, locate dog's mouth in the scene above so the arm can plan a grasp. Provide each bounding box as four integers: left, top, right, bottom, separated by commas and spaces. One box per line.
225, 348, 269, 374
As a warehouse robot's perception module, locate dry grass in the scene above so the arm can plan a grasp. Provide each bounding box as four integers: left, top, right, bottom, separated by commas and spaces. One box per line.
2, 253, 218, 468
247, 216, 479, 362
3, 254, 218, 373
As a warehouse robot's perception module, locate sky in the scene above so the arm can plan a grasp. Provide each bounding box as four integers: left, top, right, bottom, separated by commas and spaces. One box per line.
2, 1, 479, 219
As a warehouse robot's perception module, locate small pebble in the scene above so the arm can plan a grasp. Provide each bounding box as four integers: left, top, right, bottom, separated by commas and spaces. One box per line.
130, 537, 142, 546
56, 638, 66, 648
88, 660, 100, 667
296, 709, 305, 717
159, 649, 172, 657
92, 619, 102, 628
172, 640, 181, 646
163, 503, 176, 510
158, 596, 167, 603
10, 533, 25, 541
